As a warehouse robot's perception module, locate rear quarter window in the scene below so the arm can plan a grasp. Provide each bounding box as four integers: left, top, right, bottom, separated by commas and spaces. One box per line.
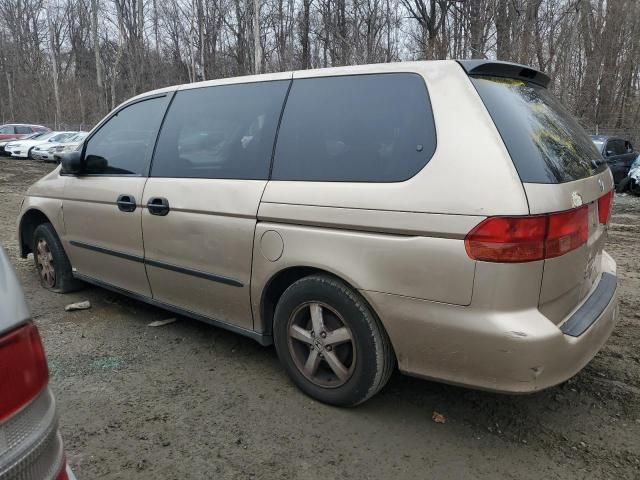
271, 73, 436, 182
471, 76, 604, 184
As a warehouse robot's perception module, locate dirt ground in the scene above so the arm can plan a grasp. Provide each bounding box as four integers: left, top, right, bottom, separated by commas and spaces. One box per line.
1, 158, 639, 480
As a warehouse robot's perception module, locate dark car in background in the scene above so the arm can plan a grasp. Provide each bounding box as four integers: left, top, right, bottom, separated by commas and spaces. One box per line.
591, 135, 637, 185
0, 247, 75, 480
0, 124, 50, 141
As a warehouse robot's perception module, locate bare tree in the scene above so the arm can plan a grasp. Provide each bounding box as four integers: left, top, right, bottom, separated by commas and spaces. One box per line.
0, 0, 637, 143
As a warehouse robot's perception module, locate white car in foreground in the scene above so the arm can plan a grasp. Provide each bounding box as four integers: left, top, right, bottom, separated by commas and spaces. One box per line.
5, 132, 77, 159
32, 132, 88, 162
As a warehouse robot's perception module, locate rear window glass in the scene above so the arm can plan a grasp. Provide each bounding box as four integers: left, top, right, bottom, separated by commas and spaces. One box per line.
471, 76, 605, 184
271, 73, 436, 182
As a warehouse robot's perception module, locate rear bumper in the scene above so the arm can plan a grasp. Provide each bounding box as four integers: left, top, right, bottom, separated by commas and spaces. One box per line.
364, 251, 619, 393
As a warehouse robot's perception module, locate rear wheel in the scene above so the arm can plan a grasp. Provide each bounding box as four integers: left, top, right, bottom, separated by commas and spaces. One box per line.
32, 223, 83, 293
273, 274, 394, 406
629, 179, 640, 196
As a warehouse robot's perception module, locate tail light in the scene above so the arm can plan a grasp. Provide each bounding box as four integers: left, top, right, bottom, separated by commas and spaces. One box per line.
0, 322, 49, 422
545, 206, 589, 259
598, 190, 613, 225
55, 458, 70, 480
464, 216, 547, 262
465, 205, 588, 263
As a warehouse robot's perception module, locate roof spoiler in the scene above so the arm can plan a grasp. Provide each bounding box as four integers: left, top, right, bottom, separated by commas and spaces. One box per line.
457, 60, 551, 88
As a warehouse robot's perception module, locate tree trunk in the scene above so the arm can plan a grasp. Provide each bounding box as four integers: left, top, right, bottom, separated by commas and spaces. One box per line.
47, 4, 61, 130
495, 0, 510, 60
253, 0, 262, 73
91, 0, 102, 95
301, 0, 311, 69
5, 71, 14, 121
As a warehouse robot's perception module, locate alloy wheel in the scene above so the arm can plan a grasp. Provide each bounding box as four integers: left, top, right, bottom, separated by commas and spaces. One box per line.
287, 302, 356, 388
36, 239, 56, 288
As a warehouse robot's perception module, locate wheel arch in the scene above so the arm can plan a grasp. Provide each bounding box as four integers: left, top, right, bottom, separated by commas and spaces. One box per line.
19, 208, 53, 258
259, 265, 386, 339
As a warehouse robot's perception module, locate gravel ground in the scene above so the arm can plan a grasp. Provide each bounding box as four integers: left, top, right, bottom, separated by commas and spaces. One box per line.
1, 158, 639, 479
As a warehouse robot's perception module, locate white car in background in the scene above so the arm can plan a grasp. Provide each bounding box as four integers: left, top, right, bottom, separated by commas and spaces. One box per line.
5, 132, 77, 159
32, 132, 88, 162
0, 132, 47, 156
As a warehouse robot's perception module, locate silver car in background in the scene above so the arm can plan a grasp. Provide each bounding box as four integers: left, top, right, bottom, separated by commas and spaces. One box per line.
0, 248, 76, 479
32, 133, 88, 163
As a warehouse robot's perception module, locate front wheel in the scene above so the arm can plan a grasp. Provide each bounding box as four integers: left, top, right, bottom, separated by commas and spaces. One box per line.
32, 223, 83, 293
273, 275, 394, 406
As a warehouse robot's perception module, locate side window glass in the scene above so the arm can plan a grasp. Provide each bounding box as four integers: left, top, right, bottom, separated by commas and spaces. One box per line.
151, 80, 290, 179
271, 73, 436, 182
84, 96, 169, 175
15, 126, 32, 134
0, 126, 15, 134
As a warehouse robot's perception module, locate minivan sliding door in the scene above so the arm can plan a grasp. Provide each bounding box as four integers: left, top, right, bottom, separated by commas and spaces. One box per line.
141, 78, 291, 330
63, 95, 171, 297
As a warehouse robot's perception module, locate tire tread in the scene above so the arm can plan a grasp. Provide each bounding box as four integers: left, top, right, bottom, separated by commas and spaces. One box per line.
32, 223, 83, 293
274, 274, 395, 406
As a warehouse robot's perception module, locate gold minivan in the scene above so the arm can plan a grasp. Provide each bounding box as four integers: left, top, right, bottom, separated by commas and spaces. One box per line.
17, 60, 618, 406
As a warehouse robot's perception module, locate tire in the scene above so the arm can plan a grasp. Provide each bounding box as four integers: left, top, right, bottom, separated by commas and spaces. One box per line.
27, 147, 35, 160
616, 177, 631, 193
32, 223, 83, 293
629, 179, 640, 196
273, 274, 394, 406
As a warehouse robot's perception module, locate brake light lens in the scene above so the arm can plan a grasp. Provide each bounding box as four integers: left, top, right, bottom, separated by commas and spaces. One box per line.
55, 459, 70, 480
598, 190, 613, 225
465, 205, 589, 263
464, 216, 547, 262
545, 206, 589, 259
0, 322, 49, 422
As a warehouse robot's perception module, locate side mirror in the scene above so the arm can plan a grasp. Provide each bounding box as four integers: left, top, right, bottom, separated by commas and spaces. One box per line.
606, 150, 615, 157
60, 151, 83, 175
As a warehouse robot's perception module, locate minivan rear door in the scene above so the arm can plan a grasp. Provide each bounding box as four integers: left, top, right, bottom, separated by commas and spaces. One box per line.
468, 69, 614, 324
140, 77, 291, 331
